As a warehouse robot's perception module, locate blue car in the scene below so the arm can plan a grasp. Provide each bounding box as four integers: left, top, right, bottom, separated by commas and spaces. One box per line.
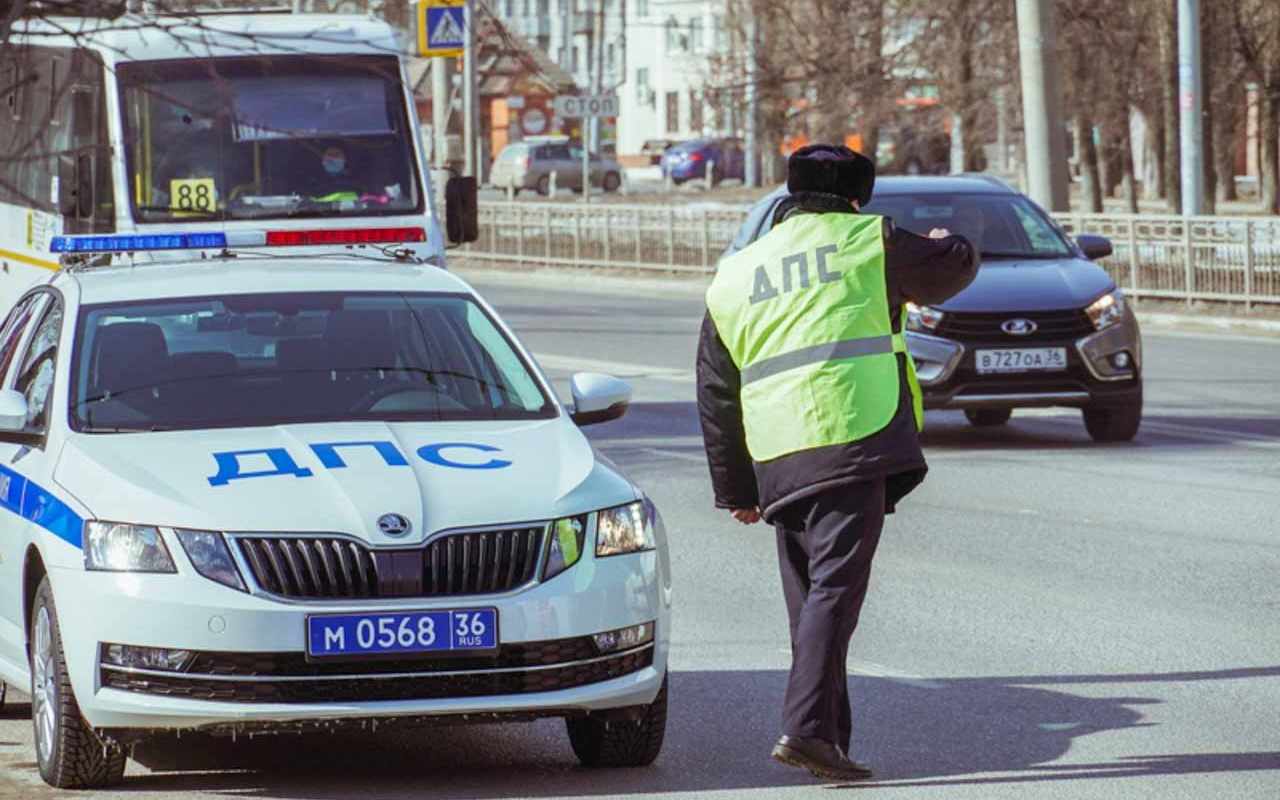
660, 138, 745, 185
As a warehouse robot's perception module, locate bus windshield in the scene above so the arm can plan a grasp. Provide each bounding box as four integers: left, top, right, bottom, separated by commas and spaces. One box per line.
117, 55, 422, 223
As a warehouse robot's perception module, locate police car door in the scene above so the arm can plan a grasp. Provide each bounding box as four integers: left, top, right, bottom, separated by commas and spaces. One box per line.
0, 292, 63, 673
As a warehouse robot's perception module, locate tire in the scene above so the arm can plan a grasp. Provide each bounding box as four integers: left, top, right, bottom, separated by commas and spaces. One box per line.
965, 408, 1012, 427
567, 674, 667, 767
603, 172, 621, 193
30, 578, 126, 789
1083, 395, 1143, 442
536, 175, 551, 196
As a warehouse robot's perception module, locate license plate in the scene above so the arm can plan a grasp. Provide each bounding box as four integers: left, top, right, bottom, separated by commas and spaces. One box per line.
306, 608, 498, 659
975, 347, 1068, 374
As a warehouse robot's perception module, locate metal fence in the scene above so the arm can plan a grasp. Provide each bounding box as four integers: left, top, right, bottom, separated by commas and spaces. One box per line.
463, 202, 1280, 309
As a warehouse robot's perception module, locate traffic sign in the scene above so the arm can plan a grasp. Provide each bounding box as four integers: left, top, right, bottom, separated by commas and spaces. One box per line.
417, 0, 466, 58
553, 94, 619, 119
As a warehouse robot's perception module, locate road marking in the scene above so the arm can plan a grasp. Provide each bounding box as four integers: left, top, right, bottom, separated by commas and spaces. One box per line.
533, 353, 695, 383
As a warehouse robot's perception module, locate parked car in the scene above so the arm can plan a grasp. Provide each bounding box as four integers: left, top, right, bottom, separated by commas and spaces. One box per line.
490, 139, 624, 196
660, 138, 746, 185
639, 139, 675, 165
725, 176, 1143, 442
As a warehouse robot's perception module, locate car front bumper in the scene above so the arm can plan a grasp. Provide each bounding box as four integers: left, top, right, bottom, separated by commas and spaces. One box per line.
909, 310, 1142, 410
49, 548, 669, 733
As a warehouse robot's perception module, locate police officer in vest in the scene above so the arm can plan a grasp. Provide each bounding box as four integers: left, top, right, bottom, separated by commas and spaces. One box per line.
696, 144, 978, 781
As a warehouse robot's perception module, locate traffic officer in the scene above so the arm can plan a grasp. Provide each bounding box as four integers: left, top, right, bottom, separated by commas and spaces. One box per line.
696, 144, 978, 781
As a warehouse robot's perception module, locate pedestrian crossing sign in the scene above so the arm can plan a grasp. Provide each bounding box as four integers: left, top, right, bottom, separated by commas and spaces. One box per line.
417, 0, 466, 58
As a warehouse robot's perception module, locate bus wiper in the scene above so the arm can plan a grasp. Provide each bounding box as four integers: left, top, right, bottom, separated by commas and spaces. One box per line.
134, 205, 221, 219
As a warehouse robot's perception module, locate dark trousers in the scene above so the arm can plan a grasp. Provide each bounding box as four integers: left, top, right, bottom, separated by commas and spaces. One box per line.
773, 478, 885, 751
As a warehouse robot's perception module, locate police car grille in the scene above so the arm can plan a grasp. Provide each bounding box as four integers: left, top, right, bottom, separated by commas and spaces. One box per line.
99, 645, 654, 704
235, 528, 544, 599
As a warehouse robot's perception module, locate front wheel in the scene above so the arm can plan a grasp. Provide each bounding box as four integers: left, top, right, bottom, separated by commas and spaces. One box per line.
567, 675, 667, 767
536, 175, 552, 196
603, 172, 621, 192
1083, 385, 1143, 443
30, 578, 126, 789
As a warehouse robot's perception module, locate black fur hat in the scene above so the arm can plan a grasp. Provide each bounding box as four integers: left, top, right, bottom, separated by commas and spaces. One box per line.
786, 144, 876, 207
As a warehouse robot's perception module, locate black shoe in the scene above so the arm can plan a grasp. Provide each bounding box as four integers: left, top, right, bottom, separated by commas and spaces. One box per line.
771, 735, 874, 782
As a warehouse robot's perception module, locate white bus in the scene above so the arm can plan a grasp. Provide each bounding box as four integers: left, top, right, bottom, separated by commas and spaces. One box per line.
0, 10, 475, 312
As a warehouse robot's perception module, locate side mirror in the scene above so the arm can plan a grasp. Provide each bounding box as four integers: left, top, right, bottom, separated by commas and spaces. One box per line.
569, 372, 631, 426
444, 175, 479, 244
0, 390, 28, 432
56, 153, 95, 220
1077, 234, 1113, 261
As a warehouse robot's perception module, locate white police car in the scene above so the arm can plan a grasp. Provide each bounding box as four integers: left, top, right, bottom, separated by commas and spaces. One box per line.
0, 232, 671, 788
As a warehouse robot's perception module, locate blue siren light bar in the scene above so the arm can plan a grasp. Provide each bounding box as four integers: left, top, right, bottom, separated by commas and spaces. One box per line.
51, 232, 229, 253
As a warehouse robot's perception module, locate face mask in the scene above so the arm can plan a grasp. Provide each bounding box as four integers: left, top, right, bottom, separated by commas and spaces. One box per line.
323, 157, 345, 175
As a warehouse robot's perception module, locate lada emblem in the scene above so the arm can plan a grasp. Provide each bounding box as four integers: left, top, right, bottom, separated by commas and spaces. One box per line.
1001, 318, 1038, 336
377, 513, 412, 537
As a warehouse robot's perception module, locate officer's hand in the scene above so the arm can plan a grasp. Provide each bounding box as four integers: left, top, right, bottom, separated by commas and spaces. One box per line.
730, 508, 762, 525
928, 227, 952, 239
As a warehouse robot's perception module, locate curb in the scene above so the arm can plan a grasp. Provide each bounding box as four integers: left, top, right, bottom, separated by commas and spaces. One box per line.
1135, 311, 1280, 339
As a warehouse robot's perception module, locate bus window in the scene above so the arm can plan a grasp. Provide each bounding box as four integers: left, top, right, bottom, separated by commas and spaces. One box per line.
117, 55, 422, 223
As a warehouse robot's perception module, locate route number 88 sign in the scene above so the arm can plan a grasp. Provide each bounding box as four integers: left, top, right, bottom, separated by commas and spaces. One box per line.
169, 178, 218, 214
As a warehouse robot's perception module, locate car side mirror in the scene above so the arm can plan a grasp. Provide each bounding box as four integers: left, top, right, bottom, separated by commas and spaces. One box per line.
444, 175, 479, 244
0, 390, 29, 432
569, 372, 631, 426
1077, 234, 1113, 261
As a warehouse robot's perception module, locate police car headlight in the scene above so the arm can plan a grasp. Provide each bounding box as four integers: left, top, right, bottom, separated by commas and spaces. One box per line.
176, 529, 247, 592
596, 500, 656, 558
84, 522, 176, 573
543, 516, 587, 581
1085, 289, 1126, 330
906, 302, 944, 332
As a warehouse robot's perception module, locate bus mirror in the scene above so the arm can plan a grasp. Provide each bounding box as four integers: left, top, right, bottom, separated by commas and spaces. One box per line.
76, 153, 95, 219
56, 155, 77, 216
445, 175, 479, 244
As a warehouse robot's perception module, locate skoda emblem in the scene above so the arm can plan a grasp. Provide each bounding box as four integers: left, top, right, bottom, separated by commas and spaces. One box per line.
1001, 318, 1038, 336
377, 513, 412, 537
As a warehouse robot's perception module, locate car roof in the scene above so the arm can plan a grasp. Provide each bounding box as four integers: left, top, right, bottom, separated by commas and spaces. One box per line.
56, 258, 474, 306
873, 175, 1017, 196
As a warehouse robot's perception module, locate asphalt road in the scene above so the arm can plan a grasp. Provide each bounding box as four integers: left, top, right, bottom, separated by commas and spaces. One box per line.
2, 268, 1278, 799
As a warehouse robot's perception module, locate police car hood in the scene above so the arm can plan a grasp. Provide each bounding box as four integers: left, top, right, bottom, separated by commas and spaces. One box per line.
55, 419, 636, 543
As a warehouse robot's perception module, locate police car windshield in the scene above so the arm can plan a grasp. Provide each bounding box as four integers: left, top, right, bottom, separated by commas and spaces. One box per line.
865, 193, 1073, 259
70, 292, 555, 433
117, 56, 421, 222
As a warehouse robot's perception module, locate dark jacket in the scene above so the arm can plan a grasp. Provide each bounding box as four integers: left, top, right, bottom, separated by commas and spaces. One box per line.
696, 191, 978, 520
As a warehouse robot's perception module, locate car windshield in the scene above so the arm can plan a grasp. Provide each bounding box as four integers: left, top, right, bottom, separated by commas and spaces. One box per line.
865, 192, 1073, 258
70, 292, 555, 433
117, 56, 421, 223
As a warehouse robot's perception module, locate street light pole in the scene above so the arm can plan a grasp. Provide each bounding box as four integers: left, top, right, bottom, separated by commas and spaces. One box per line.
1177, 0, 1204, 216
1015, 0, 1070, 211
743, 10, 759, 188
463, 0, 477, 178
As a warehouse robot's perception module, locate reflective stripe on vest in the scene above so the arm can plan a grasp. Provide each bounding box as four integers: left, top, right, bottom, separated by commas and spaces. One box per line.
706, 212, 923, 462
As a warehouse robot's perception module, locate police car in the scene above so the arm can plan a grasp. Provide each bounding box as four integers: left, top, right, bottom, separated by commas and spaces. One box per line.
0, 231, 671, 788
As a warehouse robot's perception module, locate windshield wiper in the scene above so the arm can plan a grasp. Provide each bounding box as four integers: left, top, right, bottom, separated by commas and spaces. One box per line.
134, 205, 221, 220
979, 251, 1066, 260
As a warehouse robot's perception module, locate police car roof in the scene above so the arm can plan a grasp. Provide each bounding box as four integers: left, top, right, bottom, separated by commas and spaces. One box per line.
19, 13, 403, 62
873, 175, 1017, 196
62, 258, 471, 305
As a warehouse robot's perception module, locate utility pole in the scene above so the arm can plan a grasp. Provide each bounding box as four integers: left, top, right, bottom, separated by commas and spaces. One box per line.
1015, 0, 1069, 211
589, 0, 606, 153
743, 9, 759, 188
463, 0, 478, 178
1177, 0, 1203, 215
432, 56, 452, 169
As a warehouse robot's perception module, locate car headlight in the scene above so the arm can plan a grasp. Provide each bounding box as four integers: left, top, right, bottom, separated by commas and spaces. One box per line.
905, 301, 944, 332
1085, 289, 1126, 330
176, 529, 246, 592
596, 500, 656, 558
543, 516, 587, 581
84, 522, 176, 573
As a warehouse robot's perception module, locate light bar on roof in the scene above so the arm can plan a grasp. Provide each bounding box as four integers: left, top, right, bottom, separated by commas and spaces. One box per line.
51, 232, 229, 253
264, 227, 427, 246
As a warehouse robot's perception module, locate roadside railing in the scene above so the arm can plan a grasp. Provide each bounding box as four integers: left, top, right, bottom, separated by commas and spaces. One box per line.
462, 202, 1280, 309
